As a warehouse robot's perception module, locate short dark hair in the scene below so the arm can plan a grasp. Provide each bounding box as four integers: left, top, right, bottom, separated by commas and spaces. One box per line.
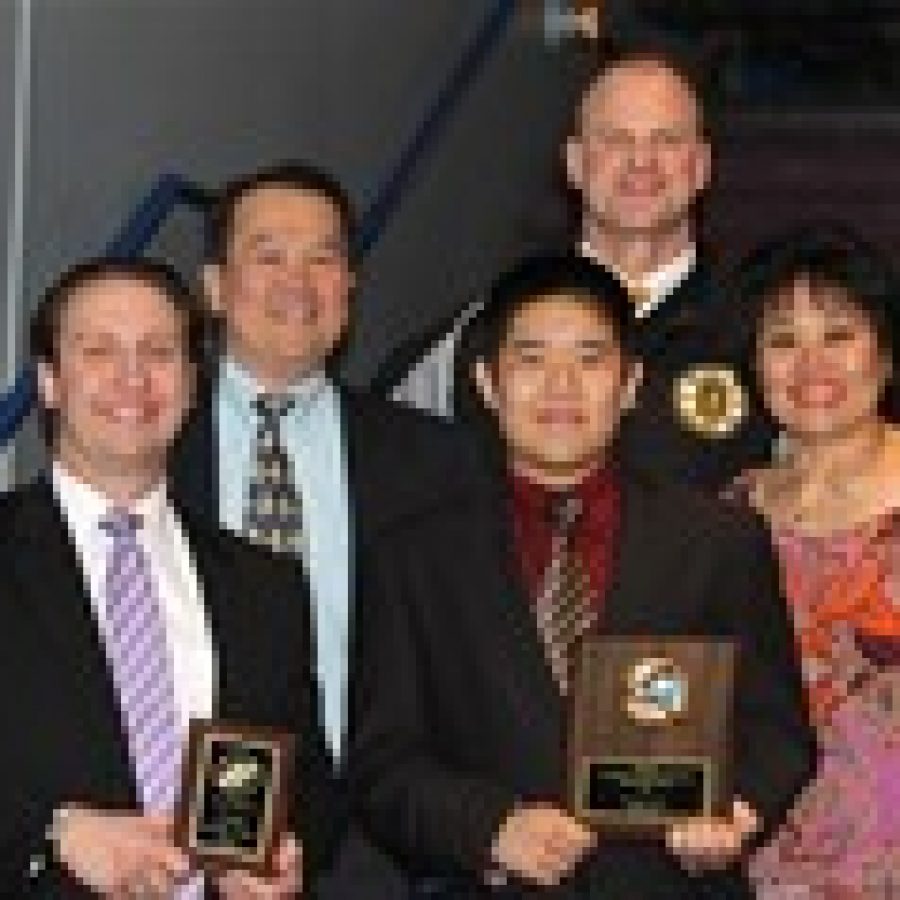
733, 221, 900, 421
465, 253, 638, 364
454, 255, 638, 453
30, 257, 209, 371
209, 161, 357, 264
576, 37, 717, 140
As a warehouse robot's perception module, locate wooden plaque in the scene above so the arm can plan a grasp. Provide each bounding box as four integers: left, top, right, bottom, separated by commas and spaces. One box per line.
568, 638, 735, 833
175, 720, 294, 876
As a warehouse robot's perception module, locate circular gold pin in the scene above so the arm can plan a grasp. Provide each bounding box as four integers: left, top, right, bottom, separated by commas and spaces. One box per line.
673, 365, 747, 439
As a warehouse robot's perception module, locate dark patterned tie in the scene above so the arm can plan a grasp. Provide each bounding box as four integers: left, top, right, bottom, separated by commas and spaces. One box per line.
246, 394, 304, 554
535, 494, 597, 694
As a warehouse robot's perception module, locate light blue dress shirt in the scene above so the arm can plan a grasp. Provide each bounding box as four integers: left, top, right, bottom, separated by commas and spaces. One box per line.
216, 357, 351, 759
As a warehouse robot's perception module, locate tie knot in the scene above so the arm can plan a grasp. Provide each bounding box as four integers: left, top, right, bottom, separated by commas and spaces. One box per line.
253, 393, 296, 425
99, 509, 143, 540
548, 492, 582, 533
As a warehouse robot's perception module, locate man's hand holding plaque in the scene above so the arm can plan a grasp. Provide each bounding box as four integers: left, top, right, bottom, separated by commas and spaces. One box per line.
666, 796, 760, 872
175, 720, 299, 894
489, 802, 595, 887
50, 807, 191, 897
216, 834, 302, 899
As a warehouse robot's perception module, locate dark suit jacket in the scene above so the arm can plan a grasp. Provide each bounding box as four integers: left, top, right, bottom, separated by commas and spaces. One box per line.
615, 262, 773, 490
169, 374, 490, 767
0, 478, 337, 898
350, 471, 816, 899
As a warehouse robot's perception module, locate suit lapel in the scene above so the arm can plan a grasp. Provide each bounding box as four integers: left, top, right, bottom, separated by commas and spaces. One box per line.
339, 385, 416, 543
8, 480, 136, 802
599, 476, 655, 633
601, 475, 699, 634
169, 373, 218, 521
476, 489, 564, 734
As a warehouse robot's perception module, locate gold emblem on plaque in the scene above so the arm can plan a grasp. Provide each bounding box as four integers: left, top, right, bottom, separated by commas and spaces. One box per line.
625, 657, 688, 725
673, 365, 747, 438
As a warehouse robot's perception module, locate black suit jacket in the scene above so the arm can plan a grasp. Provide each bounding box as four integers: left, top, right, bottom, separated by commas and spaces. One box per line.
169, 375, 490, 761
0, 479, 337, 898
350, 472, 816, 899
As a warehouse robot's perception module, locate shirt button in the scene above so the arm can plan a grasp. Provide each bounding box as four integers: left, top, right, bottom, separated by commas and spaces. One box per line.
28, 854, 45, 878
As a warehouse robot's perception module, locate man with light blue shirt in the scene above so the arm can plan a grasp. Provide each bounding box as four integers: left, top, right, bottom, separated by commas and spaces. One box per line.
169, 161, 487, 897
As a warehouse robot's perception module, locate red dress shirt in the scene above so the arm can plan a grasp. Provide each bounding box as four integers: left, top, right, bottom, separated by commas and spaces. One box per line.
509, 463, 622, 613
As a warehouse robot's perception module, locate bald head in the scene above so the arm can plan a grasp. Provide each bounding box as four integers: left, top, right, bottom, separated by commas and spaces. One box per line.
566, 55, 711, 239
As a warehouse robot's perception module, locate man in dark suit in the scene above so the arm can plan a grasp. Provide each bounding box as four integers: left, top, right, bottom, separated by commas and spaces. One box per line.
2, 259, 335, 897
387, 43, 773, 490
168, 162, 484, 897
351, 255, 815, 899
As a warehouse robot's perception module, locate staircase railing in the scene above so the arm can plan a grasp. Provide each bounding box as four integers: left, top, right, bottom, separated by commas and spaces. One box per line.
0, 0, 517, 450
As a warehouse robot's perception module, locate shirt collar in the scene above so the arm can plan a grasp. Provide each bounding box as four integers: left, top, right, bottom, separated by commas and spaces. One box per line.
220, 355, 328, 419
509, 460, 620, 530
52, 461, 170, 535
578, 241, 697, 319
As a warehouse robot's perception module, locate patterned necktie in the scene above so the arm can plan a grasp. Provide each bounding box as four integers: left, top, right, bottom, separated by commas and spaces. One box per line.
101, 511, 202, 899
247, 394, 304, 554
535, 494, 597, 694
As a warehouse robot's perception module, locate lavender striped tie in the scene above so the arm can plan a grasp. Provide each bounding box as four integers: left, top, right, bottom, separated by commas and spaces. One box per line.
102, 510, 203, 898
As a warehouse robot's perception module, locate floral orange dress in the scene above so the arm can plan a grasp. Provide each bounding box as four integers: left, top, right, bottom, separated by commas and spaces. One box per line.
749, 509, 900, 899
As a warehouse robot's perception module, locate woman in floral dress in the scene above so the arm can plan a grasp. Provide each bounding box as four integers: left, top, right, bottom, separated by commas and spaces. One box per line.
726, 224, 900, 899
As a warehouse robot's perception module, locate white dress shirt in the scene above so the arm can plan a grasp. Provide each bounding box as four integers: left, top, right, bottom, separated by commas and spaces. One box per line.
579, 241, 697, 319
52, 463, 215, 732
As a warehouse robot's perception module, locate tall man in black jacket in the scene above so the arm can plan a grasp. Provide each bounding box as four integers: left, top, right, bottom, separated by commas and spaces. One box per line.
169, 162, 486, 897
351, 256, 815, 899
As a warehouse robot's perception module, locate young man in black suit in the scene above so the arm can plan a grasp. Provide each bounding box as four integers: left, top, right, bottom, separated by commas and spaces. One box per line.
351, 255, 815, 899
1, 259, 335, 898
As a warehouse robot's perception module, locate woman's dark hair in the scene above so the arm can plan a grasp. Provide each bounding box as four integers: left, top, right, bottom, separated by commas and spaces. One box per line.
732, 222, 900, 422
454, 254, 638, 438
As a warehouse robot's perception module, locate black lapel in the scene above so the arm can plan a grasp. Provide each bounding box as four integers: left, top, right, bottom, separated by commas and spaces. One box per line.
169, 372, 218, 522
7, 479, 136, 801
337, 384, 403, 544
336, 385, 371, 749
475, 486, 564, 735
175, 514, 250, 723
336, 383, 365, 541
600, 475, 673, 634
